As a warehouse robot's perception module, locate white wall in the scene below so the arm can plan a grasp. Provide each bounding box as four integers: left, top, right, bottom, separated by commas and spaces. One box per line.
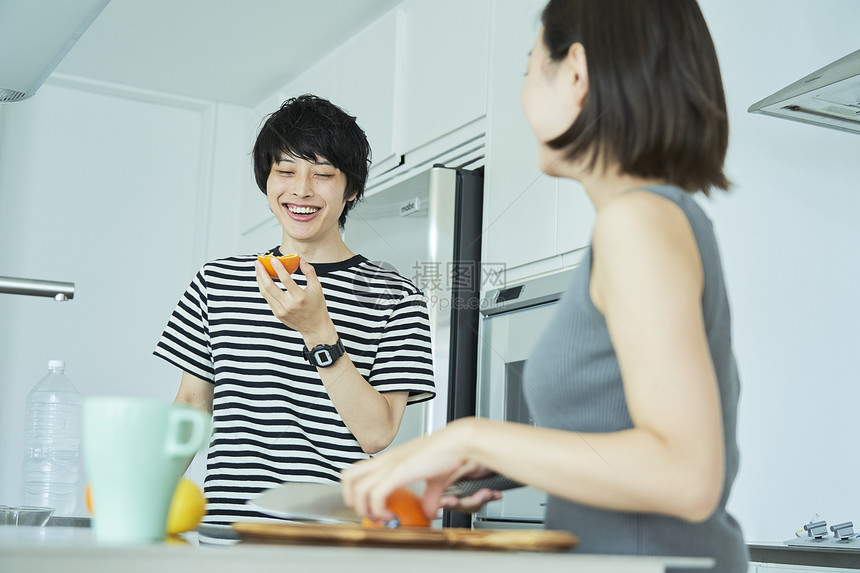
698, 0, 860, 542
0, 79, 229, 513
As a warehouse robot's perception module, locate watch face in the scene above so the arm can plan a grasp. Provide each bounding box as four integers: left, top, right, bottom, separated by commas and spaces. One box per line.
312, 349, 334, 367
304, 339, 344, 368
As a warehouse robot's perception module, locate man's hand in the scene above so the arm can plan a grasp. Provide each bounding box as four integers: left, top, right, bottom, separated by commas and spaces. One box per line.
255, 257, 338, 346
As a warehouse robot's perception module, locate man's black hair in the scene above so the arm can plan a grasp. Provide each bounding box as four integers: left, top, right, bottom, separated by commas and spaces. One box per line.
253, 94, 371, 229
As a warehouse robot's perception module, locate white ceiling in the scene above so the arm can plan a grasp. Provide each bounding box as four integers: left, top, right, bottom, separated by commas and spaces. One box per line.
55, 0, 403, 108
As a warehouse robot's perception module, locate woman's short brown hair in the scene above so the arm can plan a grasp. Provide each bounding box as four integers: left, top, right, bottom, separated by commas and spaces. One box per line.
541, 0, 730, 194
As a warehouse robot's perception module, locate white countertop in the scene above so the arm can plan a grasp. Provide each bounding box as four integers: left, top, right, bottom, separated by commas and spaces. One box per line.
0, 525, 713, 573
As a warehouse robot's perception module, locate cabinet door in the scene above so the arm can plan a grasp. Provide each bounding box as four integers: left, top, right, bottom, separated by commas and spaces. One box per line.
399, 0, 491, 154
332, 11, 399, 173
556, 178, 594, 255
483, 0, 556, 271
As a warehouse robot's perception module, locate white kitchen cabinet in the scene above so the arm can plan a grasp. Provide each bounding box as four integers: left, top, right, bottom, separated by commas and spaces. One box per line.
483, 0, 557, 271
270, 10, 401, 173
399, 0, 491, 155
484, 0, 595, 276
328, 10, 400, 173
239, 0, 494, 236
556, 177, 595, 255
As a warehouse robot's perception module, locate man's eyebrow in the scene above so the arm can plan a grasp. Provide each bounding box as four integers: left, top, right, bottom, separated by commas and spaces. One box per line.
275, 156, 333, 167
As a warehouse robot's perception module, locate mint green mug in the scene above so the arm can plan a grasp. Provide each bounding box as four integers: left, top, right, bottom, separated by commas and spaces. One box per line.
83, 397, 212, 544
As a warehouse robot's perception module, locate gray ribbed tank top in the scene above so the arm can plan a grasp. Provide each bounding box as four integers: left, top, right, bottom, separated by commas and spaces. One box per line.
523, 185, 747, 572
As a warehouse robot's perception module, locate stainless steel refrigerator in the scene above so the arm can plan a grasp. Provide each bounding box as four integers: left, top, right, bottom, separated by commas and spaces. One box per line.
343, 165, 483, 527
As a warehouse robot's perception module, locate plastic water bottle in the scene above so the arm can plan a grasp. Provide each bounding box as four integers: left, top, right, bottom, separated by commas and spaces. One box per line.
21, 360, 82, 515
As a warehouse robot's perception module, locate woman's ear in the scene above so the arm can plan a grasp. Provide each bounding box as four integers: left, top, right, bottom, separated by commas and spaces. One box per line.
565, 42, 589, 109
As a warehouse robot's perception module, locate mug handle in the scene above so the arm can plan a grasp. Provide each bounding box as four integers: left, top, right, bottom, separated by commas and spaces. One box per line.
165, 407, 211, 458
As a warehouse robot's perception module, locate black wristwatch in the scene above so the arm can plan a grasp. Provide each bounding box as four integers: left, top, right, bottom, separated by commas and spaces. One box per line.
302, 338, 346, 368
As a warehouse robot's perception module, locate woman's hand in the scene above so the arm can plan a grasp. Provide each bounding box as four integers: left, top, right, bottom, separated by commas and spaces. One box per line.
255, 257, 337, 345
438, 488, 503, 514
342, 419, 481, 523
434, 464, 503, 513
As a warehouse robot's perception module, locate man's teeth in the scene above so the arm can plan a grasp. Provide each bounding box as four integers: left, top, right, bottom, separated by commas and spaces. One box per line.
288, 205, 320, 214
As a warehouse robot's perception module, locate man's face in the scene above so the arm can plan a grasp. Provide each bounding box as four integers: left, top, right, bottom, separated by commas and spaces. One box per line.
266, 153, 352, 245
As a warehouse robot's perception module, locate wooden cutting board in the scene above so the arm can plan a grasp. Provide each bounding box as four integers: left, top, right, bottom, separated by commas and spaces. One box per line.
232, 522, 578, 552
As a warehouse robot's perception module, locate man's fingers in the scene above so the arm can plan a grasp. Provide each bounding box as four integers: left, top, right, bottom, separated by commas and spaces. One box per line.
271, 258, 300, 293
299, 259, 321, 293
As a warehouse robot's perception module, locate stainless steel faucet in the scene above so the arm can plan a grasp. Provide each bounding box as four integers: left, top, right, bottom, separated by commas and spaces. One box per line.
0, 276, 75, 301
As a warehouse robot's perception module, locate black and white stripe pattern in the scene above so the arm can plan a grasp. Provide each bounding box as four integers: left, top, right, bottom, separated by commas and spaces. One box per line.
154, 253, 435, 525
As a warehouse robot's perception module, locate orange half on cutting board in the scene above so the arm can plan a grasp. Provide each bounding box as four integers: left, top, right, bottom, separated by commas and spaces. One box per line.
257, 254, 300, 277
361, 487, 431, 528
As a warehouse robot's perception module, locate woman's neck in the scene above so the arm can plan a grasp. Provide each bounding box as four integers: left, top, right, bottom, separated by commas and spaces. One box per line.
580, 172, 670, 212
551, 154, 669, 212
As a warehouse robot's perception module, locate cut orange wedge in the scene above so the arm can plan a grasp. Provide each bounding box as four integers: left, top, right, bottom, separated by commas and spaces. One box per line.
257, 254, 300, 277
360, 487, 431, 528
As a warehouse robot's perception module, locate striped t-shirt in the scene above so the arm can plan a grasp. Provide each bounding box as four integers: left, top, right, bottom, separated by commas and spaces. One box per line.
153, 252, 436, 525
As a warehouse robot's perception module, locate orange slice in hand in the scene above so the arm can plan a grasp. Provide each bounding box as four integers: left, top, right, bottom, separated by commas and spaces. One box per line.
257, 254, 300, 277
361, 487, 431, 528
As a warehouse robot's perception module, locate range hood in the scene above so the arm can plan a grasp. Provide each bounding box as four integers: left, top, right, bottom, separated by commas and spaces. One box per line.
0, 0, 110, 103
748, 49, 860, 135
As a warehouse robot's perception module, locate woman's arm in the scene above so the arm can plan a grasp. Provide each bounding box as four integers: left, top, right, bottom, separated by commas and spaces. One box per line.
343, 191, 724, 523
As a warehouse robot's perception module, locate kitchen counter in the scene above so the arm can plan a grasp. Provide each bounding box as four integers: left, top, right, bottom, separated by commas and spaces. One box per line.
748, 540, 860, 569
0, 525, 711, 573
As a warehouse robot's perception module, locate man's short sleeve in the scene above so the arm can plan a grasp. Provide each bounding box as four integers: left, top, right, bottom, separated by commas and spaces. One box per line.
153, 268, 215, 382
368, 291, 436, 404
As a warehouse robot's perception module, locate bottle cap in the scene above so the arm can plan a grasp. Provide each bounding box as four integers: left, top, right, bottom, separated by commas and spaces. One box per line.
48, 359, 65, 370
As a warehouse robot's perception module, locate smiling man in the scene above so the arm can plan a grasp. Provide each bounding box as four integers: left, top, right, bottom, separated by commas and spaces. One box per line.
153, 95, 436, 535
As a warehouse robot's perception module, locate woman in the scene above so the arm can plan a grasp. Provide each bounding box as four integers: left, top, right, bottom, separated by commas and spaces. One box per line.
342, 0, 746, 570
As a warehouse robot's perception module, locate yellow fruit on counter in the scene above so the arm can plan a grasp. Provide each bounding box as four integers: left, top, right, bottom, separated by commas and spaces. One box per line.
166, 478, 206, 535
165, 534, 192, 546
85, 482, 94, 515
85, 477, 206, 534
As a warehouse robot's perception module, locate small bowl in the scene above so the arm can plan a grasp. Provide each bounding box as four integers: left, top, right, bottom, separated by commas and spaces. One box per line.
0, 505, 55, 526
